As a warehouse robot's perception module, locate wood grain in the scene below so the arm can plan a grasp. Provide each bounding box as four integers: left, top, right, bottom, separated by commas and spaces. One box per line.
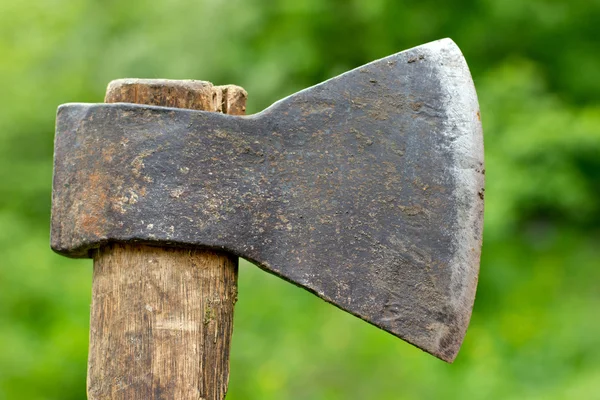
88, 79, 247, 400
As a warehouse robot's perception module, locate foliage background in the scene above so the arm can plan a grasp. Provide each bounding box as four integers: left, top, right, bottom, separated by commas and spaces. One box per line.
1, 0, 599, 398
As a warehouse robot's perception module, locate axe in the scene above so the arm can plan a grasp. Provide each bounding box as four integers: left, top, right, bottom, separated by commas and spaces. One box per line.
51, 38, 484, 399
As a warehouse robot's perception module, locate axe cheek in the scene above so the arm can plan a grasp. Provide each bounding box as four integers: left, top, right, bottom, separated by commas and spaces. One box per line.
51, 38, 483, 362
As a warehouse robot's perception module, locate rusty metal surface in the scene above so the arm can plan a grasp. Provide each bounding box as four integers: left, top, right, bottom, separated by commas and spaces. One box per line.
51, 38, 484, 362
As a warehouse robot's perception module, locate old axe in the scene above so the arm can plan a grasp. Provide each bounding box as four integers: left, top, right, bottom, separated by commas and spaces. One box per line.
52, 38, 484, 398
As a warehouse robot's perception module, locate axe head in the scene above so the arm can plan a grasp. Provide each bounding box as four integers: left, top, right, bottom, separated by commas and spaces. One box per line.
52, 38, 484, 362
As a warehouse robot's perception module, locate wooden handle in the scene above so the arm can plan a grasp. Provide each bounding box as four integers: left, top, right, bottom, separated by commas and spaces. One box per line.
87, 79, 247, 400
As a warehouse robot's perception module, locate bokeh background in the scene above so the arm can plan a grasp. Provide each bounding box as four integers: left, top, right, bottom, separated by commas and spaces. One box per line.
1, 0, 599, 399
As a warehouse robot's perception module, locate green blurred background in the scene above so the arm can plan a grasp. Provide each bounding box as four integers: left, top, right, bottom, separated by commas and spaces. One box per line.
1, 0, 599, 398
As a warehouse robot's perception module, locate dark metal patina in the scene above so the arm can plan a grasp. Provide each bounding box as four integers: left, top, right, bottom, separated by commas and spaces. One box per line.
51, 39, 484, 362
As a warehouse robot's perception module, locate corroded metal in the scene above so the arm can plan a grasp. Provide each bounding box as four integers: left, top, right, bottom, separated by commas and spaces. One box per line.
51, 38, 484, 362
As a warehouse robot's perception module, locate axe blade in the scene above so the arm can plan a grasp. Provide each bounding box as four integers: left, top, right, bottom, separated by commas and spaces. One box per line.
52, 39, 483, 362
263, 38, 484, 362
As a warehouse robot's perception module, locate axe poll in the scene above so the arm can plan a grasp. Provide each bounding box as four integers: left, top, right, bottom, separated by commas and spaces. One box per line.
51, 38, 484, 399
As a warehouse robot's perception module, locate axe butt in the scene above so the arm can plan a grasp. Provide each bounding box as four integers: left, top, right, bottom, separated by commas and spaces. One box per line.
87, 80, 246, 400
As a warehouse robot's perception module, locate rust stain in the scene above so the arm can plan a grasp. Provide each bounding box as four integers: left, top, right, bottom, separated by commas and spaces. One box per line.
411, 102, 423, 112
102, 146, 116, 163
78, 172, 108, 237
